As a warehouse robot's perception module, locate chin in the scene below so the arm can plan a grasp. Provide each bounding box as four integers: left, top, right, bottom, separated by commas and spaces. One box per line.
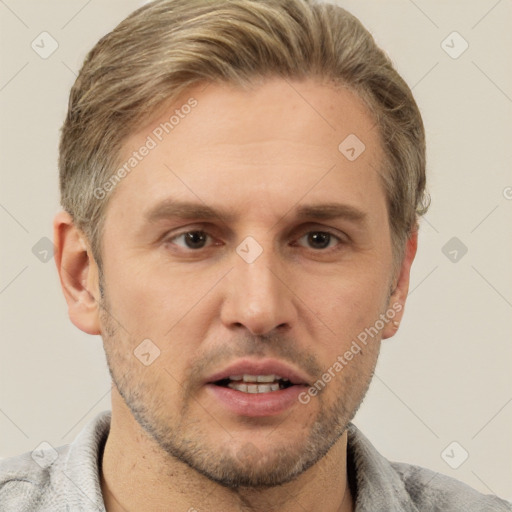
161, 417, 347, 490
185, 446, 316, 489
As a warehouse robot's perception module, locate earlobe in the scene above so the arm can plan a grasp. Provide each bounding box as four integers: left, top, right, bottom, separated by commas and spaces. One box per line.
382, 228, 418, 340
53, 210, 101, 335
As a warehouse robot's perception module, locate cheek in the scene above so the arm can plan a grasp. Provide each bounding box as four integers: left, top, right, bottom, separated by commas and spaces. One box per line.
102, 257, 198, 333
304, 267, 391, 339
100, 298, 189, 408
100, 267, 213, 387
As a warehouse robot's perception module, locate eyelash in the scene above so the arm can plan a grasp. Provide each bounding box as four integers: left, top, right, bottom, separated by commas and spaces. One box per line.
164, 228, 346, 253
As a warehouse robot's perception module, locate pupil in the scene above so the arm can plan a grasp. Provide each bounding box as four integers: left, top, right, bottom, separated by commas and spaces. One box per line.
308, 232, 330, 249
185, 231, 207, 249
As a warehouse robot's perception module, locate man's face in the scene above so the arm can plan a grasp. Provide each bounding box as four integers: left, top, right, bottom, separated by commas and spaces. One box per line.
97, 78, 399, 487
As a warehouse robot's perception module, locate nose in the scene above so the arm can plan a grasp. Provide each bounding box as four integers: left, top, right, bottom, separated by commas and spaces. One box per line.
220, 244, 297, 336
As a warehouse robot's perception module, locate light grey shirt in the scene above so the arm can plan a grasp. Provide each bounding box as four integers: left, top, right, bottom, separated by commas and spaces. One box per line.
1, 410, 510, 511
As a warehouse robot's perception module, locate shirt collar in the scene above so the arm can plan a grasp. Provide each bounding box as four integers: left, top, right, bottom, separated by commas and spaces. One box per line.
61, 409, 111, 511
347, 423, 419, 511
62, 411, 419, 511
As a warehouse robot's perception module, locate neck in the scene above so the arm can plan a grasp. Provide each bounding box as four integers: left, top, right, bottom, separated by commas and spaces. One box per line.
101, 389, 355, 512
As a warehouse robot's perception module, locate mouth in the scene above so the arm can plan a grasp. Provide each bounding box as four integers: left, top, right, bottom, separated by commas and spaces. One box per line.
214, 374, 294, 394
206, 359, 310, 391
204, 359, 311, 417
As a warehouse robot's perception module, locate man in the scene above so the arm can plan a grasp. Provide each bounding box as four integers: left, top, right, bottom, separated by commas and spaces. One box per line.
1, 0, 510, 510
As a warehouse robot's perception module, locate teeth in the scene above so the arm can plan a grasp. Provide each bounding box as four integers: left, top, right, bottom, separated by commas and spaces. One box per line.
256, 375, 275, 383
223, 374, 293, 392
228, 383, 248, 392
240, 374, 279, 383
228, 382, 282, 393
227, 374, 288, 383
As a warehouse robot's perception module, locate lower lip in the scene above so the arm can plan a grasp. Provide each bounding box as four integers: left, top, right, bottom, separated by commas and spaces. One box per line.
205, 383, 307, 417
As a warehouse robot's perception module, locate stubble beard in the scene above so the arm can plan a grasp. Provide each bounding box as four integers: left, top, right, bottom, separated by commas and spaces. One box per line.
99, 295, 378, 489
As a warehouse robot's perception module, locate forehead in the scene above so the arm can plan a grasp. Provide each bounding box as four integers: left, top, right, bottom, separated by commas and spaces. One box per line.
104, 77, 386, 228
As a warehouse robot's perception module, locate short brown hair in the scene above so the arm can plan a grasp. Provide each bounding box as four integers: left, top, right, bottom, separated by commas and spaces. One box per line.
59, 0, 429, 271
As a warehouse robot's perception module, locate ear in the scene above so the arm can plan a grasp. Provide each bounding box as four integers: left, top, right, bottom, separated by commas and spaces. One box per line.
53, 210, 101, 335
382, 228, 418, 340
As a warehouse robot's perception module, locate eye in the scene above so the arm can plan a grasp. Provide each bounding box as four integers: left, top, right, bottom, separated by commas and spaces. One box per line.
296, 230, 343, 251
168, 230, 213, 250
164, 228, 345, 253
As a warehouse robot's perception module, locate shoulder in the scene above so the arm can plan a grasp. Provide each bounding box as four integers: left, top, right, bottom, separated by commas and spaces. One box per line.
391, 461, 512, 512
0, 444, 69, 511
346, 423, 511, 511
0, 410, 111, 511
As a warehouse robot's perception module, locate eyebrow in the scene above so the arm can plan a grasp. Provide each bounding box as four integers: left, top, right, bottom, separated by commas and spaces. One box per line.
144, 199, 367, 226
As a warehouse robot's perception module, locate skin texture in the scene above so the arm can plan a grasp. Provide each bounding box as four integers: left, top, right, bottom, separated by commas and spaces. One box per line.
54, 77, 417, 512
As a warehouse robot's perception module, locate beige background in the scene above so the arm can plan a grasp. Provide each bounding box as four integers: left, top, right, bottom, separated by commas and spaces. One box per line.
1, 0, 511, 501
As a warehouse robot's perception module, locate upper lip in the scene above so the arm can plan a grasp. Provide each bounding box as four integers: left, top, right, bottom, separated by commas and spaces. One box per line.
205, 358, 312, 386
